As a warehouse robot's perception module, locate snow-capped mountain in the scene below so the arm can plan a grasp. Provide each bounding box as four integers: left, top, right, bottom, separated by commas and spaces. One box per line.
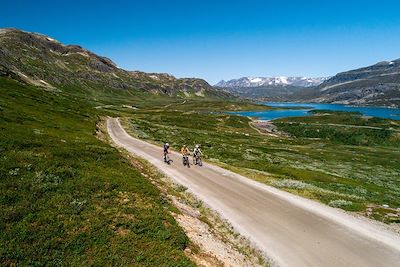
215, 76, 329, 88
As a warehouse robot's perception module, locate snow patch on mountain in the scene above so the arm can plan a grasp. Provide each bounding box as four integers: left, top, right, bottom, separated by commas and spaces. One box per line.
250, 77, 262, 83
215, 76, 329, 88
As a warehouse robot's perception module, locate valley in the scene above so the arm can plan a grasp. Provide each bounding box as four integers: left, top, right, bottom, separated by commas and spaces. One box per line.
1, 27, 400, 266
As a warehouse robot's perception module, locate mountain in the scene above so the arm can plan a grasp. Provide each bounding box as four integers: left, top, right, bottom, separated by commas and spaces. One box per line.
0, 28, 227, 98
308, 60, 400, 107
215, 84, 305, 100
215, 76, 328, 88
214, 76, 328, 100
216, 60, 400, 107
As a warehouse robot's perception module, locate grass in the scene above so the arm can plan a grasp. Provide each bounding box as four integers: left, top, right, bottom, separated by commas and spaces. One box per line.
0, 76, 266, 265
119, 151, 268, 266
0, 77, 196, 266
275, 110, 400, 146
121, 106, 400, 223
2, 71, 399, 265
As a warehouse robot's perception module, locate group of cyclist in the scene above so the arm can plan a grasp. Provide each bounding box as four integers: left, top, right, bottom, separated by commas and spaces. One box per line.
163, 143, 203, 167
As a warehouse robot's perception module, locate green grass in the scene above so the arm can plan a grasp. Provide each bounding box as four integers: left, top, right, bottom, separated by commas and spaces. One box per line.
275, 110, 400, 146
121, 107, 400, 223
2, 71, 399, 266
0, 75, 266, 265
0, 77, 195, 266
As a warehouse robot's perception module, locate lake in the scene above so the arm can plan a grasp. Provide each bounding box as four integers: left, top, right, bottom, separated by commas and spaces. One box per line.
233, 102, 400, 121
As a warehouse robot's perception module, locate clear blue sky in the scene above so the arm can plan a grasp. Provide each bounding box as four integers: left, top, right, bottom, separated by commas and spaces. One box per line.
2, 0, 400, 84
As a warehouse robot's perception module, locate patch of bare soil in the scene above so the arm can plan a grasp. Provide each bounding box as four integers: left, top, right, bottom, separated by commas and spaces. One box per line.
250, 119, 289, 137
171, 197, 266, 267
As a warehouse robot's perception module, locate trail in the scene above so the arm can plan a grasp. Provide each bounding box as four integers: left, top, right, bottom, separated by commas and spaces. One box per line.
162, 99, 187, 108
107, 117, 400, 267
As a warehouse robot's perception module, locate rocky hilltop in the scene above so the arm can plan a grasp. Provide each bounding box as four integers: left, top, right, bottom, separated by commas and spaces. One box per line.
0, 28, 227, 98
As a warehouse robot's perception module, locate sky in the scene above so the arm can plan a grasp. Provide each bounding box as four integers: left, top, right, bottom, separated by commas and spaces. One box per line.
2, 0, 400, 84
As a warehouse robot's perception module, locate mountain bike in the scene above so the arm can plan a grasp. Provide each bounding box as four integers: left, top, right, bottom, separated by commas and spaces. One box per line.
193, 152, 202, 166
182, 154, 190, 168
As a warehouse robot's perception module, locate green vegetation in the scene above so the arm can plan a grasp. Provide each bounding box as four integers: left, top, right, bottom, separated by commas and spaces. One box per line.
0, 77, 196, 266
275, 110, 400, 146
1, 65, 399, 266
122, 107, 400, 223
0, 74, 266, 265
6, 28, 398, 264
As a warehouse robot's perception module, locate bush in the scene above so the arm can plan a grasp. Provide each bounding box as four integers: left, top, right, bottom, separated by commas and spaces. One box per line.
328, 199, 353, 208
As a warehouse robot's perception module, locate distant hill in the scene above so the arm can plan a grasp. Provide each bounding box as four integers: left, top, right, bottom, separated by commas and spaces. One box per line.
0, 28, 228, 98
308, 59, 400, 107
214, 76, 328, 100
215, 61, 400, 107
216, 76, 328, 88
214, 84, 305, 100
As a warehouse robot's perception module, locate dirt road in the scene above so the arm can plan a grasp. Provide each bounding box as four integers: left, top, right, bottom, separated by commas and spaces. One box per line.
107, 118, 400, 267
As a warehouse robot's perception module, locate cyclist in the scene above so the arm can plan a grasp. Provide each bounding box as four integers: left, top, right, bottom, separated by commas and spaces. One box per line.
163, 143, 170, 163
193, 144, 202, 165
181, 145, 190, 166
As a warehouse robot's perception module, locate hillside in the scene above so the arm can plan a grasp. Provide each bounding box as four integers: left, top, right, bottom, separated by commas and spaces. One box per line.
0, 28, 271, 265
231, 60, 400, 107
0, 76, 200, 265
309, 59, 400, 107
0, 28, 227, 98
214, 84, 305, 100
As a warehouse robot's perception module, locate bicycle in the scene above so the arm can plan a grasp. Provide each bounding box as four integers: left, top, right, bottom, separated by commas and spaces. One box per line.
193, 152, 202, 166
182, 154, 190, 168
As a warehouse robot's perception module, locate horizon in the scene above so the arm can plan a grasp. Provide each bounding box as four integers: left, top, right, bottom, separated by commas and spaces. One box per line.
2, 0, 400, 84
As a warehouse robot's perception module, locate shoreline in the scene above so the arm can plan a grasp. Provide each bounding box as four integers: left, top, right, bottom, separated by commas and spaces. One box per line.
259, 100, 400, 109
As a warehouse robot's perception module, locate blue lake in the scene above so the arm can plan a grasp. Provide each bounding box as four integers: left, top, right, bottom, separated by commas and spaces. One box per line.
233, 102, 400, 121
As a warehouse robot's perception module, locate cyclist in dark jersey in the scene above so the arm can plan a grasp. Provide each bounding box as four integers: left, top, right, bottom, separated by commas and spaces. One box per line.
163, 143, 170, 163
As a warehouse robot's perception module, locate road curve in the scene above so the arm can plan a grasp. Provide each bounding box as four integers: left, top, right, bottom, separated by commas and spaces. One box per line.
107, 118, 400, 267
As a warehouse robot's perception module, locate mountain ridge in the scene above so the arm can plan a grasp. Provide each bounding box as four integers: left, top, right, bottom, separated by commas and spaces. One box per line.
215, 76, 329, 88
307, 59, 400, 107
0, 28, 228, 98
215, 60, 400, 107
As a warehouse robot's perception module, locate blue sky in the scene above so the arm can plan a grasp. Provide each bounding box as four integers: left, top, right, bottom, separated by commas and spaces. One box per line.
2, 0, 400, 84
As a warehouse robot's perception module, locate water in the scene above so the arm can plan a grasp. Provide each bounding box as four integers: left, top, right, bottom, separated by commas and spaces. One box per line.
233, 102, 400, 121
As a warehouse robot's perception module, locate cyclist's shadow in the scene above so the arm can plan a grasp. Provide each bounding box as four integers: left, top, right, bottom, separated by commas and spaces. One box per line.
164, 156, 173, 165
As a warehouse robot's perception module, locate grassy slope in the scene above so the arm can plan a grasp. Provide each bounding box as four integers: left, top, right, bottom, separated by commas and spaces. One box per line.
122, 106, 400, 223
275, 110, 400, 146
0, 77, 196, 266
